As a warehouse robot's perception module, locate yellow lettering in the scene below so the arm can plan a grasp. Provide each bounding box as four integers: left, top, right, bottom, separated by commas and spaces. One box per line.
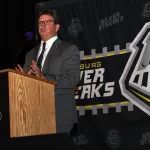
97, 62, 101, 67
92, 63, 96, 68
85, 63, 90, 69
80, 62, 102, 70
80, 64, 84, 70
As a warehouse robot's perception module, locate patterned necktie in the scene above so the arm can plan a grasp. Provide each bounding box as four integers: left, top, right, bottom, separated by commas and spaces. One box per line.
37, 42, 46, 70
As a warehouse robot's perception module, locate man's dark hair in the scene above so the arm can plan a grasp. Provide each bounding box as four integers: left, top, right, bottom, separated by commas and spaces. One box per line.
38, 9, 59, 24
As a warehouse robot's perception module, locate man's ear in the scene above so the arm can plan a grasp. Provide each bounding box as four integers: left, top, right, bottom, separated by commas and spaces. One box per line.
55, 24, 60, 32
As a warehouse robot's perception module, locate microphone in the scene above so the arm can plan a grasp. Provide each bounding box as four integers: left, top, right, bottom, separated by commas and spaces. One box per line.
13, 32, 34, 68
14, 47, 23, 68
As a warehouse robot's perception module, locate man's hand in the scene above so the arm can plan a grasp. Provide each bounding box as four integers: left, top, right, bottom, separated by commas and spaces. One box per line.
15, 64, 24, 73
15, 64, 32, 74
30, 60, 45, 78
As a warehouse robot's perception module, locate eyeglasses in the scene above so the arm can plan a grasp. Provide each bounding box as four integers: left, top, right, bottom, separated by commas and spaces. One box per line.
38, 20, 54, 26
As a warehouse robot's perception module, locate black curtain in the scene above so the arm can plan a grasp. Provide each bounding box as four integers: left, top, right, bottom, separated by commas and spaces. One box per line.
35, 0, 150, 149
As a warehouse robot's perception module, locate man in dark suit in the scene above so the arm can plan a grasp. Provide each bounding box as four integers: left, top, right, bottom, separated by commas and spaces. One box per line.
15, 9, 80, 134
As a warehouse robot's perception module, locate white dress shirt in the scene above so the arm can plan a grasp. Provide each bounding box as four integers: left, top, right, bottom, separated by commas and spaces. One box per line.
37, 35, 58, 70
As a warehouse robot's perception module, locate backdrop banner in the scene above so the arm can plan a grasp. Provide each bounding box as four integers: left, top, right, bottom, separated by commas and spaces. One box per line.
35, 0, 150, 149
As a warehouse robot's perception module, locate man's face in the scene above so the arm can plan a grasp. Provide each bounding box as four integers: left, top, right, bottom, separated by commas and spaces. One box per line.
38, 14, 60, 41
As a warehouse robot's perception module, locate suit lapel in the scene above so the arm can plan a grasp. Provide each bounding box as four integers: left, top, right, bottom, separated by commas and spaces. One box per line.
42, 38, 62, 72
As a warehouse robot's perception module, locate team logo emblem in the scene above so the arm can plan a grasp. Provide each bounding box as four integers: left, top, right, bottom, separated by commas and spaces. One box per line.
119, 22, 150, 115
142, 2, 150, 18
68, 18, 83, 36
105, 129, 121, 149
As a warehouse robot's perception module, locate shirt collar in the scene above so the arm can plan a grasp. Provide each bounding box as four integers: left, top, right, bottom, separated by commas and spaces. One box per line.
41, 35, 58, 46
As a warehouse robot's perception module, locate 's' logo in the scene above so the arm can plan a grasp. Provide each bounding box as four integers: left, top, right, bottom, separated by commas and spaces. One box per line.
105, 129, 121, 149
68, 18, 83, 37
119, 22, 150, 115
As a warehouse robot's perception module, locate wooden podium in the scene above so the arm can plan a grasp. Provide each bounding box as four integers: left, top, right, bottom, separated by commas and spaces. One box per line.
0, 69, 57, 139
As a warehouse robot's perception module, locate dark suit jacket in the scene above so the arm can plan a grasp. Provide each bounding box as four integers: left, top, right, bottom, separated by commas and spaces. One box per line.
23, 38, 80, 125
